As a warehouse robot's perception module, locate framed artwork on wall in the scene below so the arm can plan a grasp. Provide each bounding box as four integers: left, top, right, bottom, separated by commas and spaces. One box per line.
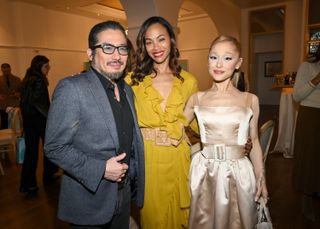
179, 59, 189, 71
264, 61, 282, 77
308, 29, 320, 55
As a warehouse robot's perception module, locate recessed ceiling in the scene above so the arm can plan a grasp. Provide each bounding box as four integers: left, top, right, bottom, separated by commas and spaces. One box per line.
9, 0, 292, 27
99, 0, 123, 11
250, 7, 285, 33
228, 0, 293, 9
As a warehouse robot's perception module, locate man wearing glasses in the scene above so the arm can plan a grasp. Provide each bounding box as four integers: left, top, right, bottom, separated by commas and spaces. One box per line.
44, 21, 144, 229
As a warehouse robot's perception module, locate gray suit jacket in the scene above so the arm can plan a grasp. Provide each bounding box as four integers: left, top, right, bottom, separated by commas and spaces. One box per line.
44, 69, 144, 225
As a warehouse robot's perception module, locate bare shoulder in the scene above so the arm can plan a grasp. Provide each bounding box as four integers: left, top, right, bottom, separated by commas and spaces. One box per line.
247, 92, 259, 103
195, 90, 208, 100
243, 92, 260, 110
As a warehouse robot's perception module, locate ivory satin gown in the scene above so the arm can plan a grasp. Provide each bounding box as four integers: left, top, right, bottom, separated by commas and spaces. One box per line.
189, 92, 258, 229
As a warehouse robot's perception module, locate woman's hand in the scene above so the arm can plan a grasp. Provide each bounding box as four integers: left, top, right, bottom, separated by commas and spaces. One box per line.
255, 175, 269, 204
310, 71, 320, 86
244, 137, 252, 156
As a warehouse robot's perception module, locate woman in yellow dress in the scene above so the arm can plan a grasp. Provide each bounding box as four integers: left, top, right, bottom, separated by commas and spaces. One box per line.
126, 16, 198, 228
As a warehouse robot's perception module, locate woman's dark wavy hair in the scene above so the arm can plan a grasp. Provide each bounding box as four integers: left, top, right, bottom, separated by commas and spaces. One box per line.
131, 16, 183, 85
309, 44, 320, 63
22, 55, 49, 86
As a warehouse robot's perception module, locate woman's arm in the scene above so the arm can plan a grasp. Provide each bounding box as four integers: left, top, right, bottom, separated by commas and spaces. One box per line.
310, 71, 320, 86
184, 93, 196, 123
293, 62, 319, 102
248, 94, 269, 203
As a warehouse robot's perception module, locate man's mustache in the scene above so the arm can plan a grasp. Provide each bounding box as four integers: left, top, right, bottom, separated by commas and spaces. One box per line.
107, 60, 124, 65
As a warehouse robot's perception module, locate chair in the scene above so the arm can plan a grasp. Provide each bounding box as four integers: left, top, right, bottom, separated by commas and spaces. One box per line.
259, 119, 275, 164
0, 107, 23, 175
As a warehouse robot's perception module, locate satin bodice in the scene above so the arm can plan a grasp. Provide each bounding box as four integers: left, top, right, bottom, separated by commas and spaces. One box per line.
194, 106, 253, 146
189, 92, 258, 229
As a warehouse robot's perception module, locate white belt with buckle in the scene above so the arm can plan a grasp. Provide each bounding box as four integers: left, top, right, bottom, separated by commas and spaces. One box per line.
201, 144, 245, 161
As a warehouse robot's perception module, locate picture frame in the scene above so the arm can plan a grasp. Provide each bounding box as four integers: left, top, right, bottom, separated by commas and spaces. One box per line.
308, 29, 320, 55
179, 59, 189, 71
264, 61, 282, 77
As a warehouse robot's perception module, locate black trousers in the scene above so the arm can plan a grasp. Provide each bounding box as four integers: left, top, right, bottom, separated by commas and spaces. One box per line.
20, 114, 59, 188
70, 181, 131, 229
0, 109, 8, 129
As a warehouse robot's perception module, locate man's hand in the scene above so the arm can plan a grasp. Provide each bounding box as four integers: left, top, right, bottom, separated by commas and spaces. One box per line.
104, 153, 128, 182
244, 137, 252, 156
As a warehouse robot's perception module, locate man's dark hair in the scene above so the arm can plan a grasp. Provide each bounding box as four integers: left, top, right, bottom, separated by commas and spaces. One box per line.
1, 63, 11, 68
88, 21, 126, 49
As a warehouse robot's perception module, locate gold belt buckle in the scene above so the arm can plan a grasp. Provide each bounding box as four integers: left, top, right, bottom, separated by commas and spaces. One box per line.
155, 129, 171, 146
214, 144, 226, 161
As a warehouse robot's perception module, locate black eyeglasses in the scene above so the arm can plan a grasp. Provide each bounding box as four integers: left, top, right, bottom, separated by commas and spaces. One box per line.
91, 43, 129, 56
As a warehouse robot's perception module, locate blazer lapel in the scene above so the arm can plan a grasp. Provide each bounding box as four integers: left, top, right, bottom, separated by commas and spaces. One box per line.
85, 69, 119, 149
124, 84, 140, 135
124, 85, 137, 123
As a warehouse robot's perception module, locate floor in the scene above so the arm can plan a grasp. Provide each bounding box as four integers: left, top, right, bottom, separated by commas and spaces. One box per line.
1, 105, 320, 229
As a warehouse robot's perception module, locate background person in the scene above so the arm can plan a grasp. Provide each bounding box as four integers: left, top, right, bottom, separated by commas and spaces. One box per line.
184, 35, 268, 229
293, 45, 320, 221
126, 16, 198, 229
19, 55, 59, 193
44, 20, 144, 228
0, 63, 21, 129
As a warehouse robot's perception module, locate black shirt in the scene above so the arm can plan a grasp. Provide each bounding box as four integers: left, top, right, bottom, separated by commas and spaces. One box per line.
93, 68, 134, 166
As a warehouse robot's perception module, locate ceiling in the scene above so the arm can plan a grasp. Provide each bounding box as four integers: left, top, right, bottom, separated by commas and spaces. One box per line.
228, 0, 289, 8
250, 7, 285, 33
9, 0, 289, 30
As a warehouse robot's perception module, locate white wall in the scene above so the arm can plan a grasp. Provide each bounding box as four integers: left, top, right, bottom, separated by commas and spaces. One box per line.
0, 0, 102, 96
178, 16, 218, 90
0, 0, 305, 97
254, 52, 282, 105
251, 33, 283, 105
241, 0, 303, 94
283, 0, 303, 71
1, 0, 217, 95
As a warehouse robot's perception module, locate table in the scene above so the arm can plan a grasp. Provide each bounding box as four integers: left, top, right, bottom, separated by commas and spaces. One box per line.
272, 87, 298, 158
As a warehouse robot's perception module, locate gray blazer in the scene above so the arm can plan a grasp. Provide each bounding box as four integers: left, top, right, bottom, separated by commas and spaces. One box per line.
44, 69, 144, 225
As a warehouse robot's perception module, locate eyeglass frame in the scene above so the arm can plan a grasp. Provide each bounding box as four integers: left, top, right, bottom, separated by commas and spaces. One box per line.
90, 43, 129, 56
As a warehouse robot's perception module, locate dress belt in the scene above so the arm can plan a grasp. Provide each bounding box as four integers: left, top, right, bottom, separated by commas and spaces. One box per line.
140, 127, 184, 146
201, 144, 245, 161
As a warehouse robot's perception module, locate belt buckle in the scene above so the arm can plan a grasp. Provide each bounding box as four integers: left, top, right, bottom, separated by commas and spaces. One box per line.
155, 129, 171, 146
214, 144, 226, 161
143, 128, 155, 141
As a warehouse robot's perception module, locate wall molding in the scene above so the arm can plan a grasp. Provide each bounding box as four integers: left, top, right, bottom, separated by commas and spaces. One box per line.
0, 45, 86, 54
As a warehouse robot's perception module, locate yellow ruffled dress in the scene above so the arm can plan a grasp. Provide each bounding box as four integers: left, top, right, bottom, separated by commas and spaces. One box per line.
126, 70, 198, 229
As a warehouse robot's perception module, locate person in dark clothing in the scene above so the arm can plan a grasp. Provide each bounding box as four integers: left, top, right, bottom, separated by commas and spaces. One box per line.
44, 21, 144, 228
0, 63, 22, 129
293, 45, 320, 221
19, 55, 59, 193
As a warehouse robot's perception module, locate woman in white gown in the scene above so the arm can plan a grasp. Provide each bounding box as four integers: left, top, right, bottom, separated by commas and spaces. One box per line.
184, 35, 268, 229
